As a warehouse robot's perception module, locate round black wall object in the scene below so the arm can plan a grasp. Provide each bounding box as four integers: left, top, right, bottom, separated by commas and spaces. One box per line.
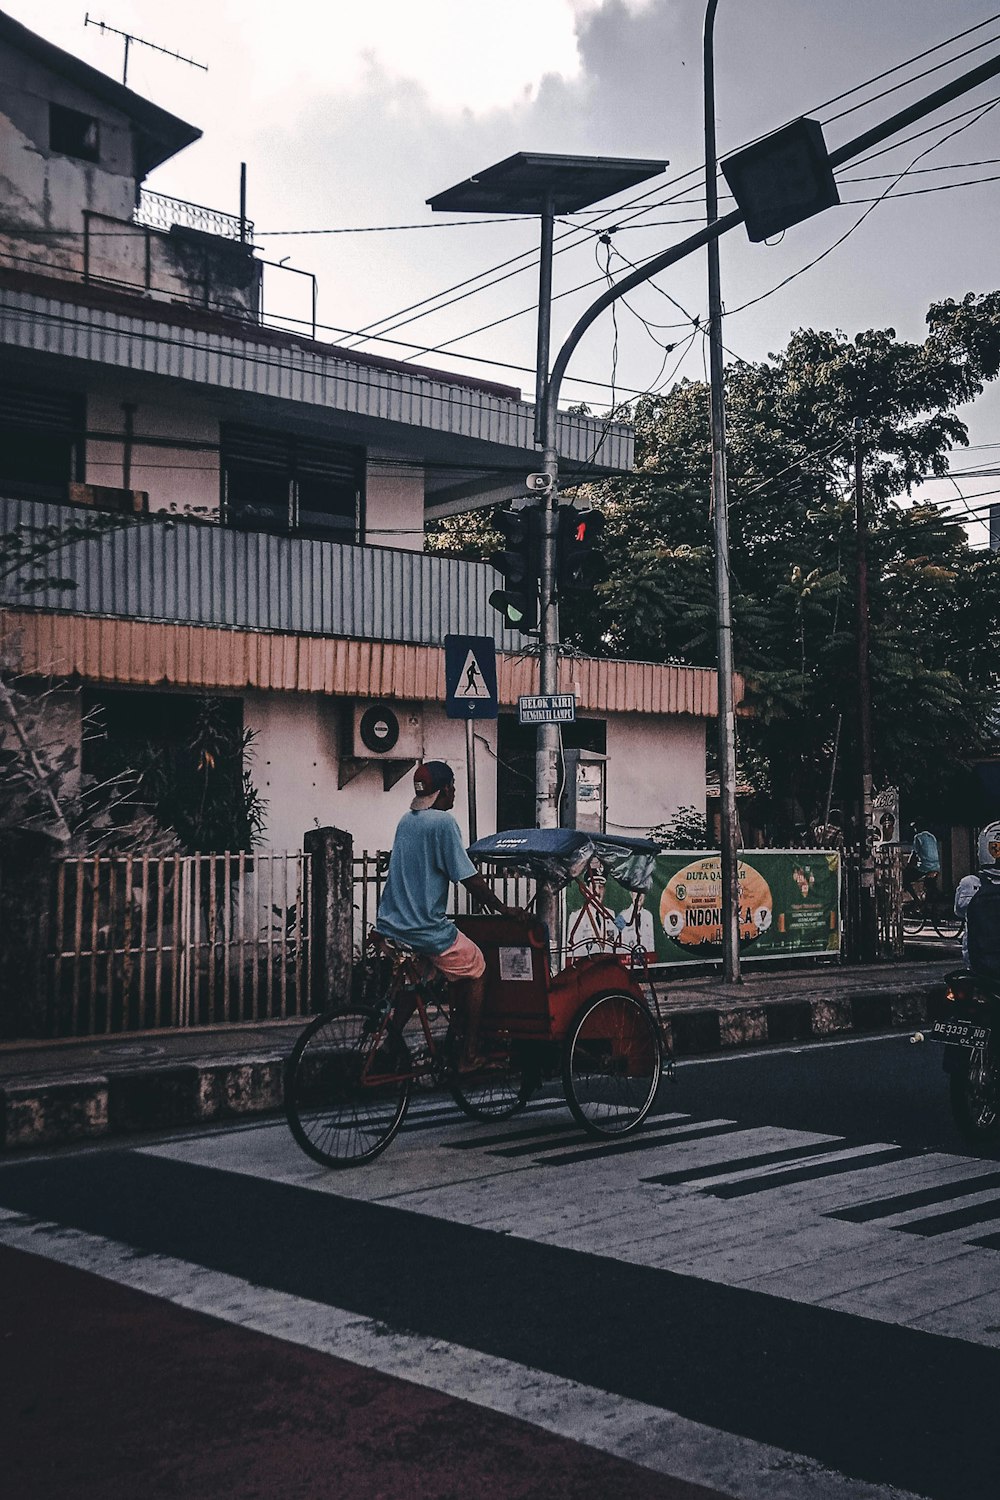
358, 703, 400, 754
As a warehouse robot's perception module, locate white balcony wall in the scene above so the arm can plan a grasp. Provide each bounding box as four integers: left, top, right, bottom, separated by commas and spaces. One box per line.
86, 393, 221, 517
365, 456, 425, 551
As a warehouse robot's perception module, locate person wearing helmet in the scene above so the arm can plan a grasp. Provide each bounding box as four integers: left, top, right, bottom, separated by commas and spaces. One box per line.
955, 821, 1000, 973
376, 760, 519, 1068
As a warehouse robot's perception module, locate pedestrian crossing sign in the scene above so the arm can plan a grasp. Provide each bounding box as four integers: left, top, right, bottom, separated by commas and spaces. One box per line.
444, 635, 499, 719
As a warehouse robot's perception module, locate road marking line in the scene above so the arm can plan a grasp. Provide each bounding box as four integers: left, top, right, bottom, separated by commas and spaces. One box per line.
0, 1209, 925, 1500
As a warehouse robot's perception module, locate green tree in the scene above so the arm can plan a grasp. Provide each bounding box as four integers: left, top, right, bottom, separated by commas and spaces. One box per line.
432, 291, 1000, 836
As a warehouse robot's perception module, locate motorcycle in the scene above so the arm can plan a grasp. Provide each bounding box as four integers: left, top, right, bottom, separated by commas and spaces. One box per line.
919, 969, 1000, 1142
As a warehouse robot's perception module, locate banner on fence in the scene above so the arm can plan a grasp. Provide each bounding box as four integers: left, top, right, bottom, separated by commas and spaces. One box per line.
565, 848, 841, 965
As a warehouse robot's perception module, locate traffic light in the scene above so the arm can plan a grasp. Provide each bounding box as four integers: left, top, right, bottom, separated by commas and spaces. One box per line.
557, 505, 605, 595
489, 505, 541, 632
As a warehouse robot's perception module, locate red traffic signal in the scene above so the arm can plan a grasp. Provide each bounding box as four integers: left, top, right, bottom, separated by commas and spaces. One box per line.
557, 506, 605, 595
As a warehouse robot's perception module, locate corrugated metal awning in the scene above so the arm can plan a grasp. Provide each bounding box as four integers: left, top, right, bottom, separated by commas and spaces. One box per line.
0, 282, 634, 473
1, 609, 735, 718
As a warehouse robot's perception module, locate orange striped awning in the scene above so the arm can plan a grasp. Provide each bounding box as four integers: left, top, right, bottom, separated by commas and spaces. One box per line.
1, 609, 739, 718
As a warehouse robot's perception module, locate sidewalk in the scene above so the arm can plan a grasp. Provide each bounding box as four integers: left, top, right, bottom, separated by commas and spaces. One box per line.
0, 955, 954, 1152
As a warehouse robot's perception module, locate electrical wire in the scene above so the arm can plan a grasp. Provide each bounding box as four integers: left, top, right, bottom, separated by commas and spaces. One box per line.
0, 303, 635, 448
360, 18, 1000, 355
0, 264, 663, 401
332, 19, 1000, 357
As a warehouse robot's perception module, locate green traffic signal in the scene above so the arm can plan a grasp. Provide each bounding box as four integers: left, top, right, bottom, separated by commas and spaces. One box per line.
489, 506, 541, 634
488, 587, 538, 631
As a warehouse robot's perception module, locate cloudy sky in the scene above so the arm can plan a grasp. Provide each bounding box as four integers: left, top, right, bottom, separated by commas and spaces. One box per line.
12, 1, 1000, 536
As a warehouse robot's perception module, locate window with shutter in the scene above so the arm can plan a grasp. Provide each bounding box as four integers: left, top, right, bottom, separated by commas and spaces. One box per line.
0, 383, 85, 503
221, 424, 363, 541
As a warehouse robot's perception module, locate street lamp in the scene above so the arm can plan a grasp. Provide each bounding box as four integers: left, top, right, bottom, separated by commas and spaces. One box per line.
428, 153, 666, 930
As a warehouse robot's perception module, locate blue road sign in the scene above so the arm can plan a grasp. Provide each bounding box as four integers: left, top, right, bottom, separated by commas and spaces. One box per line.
444, 635, 499, 719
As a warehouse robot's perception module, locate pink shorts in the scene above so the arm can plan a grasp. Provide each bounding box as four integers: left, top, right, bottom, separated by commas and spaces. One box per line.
428, 929, 486, 980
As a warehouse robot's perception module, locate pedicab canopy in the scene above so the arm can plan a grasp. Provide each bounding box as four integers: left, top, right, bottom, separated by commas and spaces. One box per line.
469, 829, 658, 893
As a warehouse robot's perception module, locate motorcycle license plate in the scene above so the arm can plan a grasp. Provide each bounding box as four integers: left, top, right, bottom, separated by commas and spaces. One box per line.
929, 1019, 991, 1048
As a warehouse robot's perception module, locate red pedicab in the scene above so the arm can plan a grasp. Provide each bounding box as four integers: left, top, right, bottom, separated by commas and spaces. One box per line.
284, 829, 667, 1168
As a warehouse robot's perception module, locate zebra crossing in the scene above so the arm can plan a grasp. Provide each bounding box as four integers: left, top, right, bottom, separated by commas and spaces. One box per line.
126, 1081, 1000, 1352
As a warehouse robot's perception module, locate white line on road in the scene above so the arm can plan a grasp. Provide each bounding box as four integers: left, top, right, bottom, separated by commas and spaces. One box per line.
0, 1209, 926, 1500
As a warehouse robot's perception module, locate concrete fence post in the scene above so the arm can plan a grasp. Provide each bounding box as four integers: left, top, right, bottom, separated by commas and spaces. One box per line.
0, 830, 60, 1039
304, 826, 354, 1009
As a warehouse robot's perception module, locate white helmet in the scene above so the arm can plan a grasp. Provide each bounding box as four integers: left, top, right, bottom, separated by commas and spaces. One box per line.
978, 821, 1000, 868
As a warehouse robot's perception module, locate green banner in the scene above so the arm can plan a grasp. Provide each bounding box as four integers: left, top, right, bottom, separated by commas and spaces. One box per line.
565, 849, 841, 965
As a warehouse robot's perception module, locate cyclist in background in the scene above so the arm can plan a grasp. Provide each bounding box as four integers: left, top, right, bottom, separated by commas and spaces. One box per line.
904, 824, 941, 909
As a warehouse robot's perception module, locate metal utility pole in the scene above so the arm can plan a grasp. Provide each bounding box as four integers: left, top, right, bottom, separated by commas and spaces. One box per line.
853, 418, 878, 960
535, 191, 562, 849
704, 0, 741, 983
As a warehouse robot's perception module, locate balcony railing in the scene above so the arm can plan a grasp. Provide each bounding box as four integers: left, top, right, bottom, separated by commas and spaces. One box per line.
134, 189, 254, 245
0, 497, 516, 650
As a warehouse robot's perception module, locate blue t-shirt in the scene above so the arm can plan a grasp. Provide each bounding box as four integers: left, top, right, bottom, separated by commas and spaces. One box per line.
912, 830, 941, 873
375, 808, 476, 954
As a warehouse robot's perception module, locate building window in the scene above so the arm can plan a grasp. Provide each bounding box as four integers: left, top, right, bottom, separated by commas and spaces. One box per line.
82, 690, 258, 853
0, 382, 85, 502
496, 714, 606, 831
49, 103, 100, 163
221, 424, 363, 542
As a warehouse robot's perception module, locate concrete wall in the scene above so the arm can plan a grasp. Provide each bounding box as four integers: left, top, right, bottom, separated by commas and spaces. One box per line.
244, 692, 499, 853
0, 37, 136, 281
606, 714, 707, 839
86, 392, 221, 517
0, 40, 258, 317
245, 691, 706, 854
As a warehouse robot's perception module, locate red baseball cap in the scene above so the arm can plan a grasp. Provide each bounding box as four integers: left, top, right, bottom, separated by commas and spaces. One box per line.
411, 760, 454, 811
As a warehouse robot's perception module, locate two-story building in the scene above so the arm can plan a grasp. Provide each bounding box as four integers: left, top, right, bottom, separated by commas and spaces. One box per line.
0, 10, 721, 858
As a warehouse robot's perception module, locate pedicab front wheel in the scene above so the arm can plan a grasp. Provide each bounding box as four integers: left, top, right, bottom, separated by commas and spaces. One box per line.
449, 1032, 534, 1121
562, 991, 661, 1138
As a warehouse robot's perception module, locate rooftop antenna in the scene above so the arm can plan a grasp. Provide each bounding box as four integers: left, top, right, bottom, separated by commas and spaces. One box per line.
84, 13, 208, 88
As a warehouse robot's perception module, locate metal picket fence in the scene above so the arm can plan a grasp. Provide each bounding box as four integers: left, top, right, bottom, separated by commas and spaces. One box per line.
48, 851, 312, 1035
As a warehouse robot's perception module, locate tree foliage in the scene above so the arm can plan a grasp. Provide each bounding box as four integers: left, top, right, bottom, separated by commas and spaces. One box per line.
431, 291, 1000, 836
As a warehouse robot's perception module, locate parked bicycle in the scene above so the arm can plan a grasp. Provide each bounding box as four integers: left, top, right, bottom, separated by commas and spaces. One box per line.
285, 829, 668, 1168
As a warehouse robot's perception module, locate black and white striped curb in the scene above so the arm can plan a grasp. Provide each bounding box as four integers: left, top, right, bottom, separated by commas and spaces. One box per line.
0, 969, 947, 1152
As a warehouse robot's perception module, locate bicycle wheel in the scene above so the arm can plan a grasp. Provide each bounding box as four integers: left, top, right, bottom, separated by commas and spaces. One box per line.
450, 1033, 533, 1121
563, 991, 661, 1138
931, 909, 964, 941
949, 1044, 1000, 1142
284, 1007, 411, 1168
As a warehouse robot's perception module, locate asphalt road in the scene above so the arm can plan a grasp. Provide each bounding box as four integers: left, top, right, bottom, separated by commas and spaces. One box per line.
2, 1032, 999, 1500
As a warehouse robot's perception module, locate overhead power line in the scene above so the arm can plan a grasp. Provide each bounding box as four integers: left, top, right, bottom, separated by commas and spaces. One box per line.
337, 15, 1000, 355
